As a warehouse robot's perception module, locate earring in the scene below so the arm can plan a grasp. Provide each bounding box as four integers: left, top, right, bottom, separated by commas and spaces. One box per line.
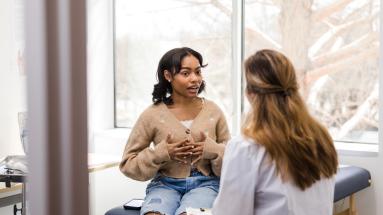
167, 79, 171, 83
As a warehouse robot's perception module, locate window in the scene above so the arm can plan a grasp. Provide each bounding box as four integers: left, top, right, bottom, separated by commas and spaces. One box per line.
114, 0, 233, 129
115, 0, 380, 145
244, 0, 380, 144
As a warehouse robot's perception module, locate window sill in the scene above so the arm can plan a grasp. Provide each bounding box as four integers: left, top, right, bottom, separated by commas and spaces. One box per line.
335, 141, 379, 157
92, 128, 379, 157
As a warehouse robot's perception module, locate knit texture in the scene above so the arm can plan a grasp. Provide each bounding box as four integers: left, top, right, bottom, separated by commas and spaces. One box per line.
120, 99, 230, 181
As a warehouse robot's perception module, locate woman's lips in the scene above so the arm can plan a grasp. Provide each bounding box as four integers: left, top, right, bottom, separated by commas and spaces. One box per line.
187, 86, 199, 93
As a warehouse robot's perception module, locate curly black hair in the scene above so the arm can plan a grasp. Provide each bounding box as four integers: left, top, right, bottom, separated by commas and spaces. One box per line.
152, 47, 207, 105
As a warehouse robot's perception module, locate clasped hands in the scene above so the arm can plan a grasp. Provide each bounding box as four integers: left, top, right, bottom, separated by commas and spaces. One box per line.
166, 132, 207, 165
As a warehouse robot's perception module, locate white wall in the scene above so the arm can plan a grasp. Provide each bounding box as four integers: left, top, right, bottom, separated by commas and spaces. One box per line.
89, 130, 147, 215
337, 155, 382, 214
86, 1, 144, 214
0, 1, 26, 214
87, 0, 115, 153
0, 0, 26, 159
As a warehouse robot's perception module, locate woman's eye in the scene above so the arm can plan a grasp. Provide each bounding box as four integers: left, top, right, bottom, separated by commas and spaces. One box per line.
181, 72, 189, 76
196, 70, 202, 75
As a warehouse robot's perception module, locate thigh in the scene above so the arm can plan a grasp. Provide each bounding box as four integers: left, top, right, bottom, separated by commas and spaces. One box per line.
140, 185, 181, 215
176, 186, 219, 215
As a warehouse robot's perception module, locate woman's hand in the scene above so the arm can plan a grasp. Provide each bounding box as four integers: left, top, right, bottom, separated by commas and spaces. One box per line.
189, 132, 207, 165
166, 133, 194, 164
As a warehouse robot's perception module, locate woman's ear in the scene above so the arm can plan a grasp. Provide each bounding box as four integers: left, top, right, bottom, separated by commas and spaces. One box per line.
164, 70, 172, 82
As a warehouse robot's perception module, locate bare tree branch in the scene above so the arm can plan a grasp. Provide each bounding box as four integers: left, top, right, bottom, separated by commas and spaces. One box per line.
320, 1, 370, 27
210, 0, 231, 16
336, 83, 378, 139
362, 117, 378, 128
305, 46, 378, 85
312, 0, 353, 22
309, 12, 379, 57
311, 32, 379, 67
343, 2, 370, 22
245, 28, 282, 50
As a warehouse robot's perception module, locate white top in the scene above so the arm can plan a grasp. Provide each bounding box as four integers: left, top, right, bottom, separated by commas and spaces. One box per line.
180, 120, 193, 129
180, 98, 204, 130
212, 136, 335, 215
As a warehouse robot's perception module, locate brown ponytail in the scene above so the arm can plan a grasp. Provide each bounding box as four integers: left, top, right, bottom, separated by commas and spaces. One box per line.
242, 49, 338, 190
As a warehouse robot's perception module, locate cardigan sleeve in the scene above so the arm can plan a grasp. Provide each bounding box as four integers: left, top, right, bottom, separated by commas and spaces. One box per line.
202, 107, 230, 176
119, 111, 171, 181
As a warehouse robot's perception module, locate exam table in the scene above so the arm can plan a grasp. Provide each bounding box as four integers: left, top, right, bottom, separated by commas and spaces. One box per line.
333, 165, 371, 215
105, 165, 371, 215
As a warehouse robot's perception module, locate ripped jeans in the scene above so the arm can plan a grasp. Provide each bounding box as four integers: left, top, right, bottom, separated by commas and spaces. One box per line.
140, 171, 220, 215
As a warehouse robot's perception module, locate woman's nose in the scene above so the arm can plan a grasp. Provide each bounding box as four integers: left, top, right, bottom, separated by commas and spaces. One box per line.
189, 72, 200, 82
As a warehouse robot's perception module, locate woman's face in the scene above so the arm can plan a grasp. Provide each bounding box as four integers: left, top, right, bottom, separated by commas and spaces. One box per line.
170, 55, 203, 98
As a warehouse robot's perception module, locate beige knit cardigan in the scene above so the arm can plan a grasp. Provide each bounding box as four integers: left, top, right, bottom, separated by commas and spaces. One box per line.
119, 99, 230, 181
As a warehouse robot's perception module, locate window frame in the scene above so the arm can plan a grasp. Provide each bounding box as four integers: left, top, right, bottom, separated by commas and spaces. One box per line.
111, 0, 381, 155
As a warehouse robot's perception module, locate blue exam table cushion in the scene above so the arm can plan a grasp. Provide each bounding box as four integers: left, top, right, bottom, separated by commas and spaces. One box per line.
334, 165, 371, 202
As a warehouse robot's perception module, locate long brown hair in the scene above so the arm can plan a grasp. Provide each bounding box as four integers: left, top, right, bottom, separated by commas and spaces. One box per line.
242, 49, 338, 190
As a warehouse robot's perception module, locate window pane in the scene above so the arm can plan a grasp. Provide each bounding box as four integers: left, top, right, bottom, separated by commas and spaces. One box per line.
244, 0, 380, 144
115, 0, 233, 128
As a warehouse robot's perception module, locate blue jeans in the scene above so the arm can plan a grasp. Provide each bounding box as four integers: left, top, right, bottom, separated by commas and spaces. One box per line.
140, 171, 220, 215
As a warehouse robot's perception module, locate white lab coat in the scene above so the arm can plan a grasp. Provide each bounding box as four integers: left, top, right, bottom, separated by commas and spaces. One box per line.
212, 136, 335, 215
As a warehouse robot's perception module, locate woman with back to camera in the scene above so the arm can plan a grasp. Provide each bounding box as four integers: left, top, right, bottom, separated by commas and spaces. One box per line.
213, 49, 338, 215
120, 47, 230, 215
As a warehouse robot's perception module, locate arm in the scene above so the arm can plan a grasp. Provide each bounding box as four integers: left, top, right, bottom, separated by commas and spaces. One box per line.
119, 113, 170, 181
202, 110, 230, 176
212, 139, 257, 215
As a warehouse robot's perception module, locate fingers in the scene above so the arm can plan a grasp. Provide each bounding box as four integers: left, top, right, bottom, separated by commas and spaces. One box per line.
170, 142, 193, 161
174, 151, 193, 157
174, 145, 195, 158
167, 133, 206, 165
188, 141, 203, 147
178, 141, 203, 154
173, 138, 189, 147
188, 143, 202, 152
189, 149, 203, 155
173, 156, 188, 164
174, 144, 194, 153
169, 153, 189, 164
174, 140, 200, 152
175, 149, 202, 158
